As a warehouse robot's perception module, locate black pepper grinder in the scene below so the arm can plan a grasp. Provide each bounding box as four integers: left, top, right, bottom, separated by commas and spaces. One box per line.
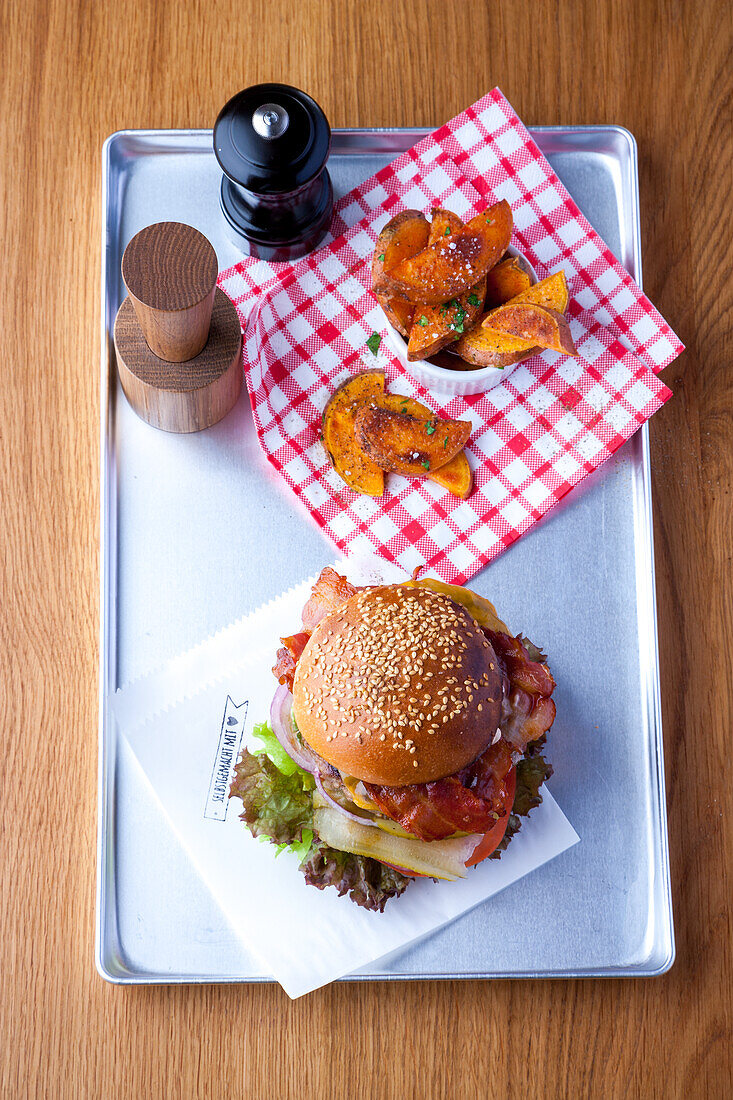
213, 83, 333, 261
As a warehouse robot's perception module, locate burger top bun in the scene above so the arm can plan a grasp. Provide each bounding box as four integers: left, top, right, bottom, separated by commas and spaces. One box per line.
292, 584, 503, 786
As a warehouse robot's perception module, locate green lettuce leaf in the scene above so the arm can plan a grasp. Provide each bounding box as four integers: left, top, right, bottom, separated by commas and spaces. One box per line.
229, 747, 312, 848
249, 720, 306, 778
513, 748, 553, 816
300, 842, 410, 912
260, 830, 314, 862
518, 634, 548, 664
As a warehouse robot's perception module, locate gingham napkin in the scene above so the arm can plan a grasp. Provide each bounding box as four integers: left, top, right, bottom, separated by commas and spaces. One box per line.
218, 89, 682, 584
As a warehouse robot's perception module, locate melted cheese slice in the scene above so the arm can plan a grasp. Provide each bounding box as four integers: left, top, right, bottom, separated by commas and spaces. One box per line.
410, 578, 510, 634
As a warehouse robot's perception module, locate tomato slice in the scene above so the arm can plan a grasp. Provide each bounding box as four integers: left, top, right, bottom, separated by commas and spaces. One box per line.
464, 766, 516, 867
381, 861, 420, 879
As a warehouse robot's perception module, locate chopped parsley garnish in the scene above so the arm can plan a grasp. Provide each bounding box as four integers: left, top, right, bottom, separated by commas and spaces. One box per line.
444, 435, 449, 448
378, 253, 385, 261
448, 303, 467, 334
467, 292, 481, 307
366, 332, 381, 356
444, 226, 452, 236
418, 316, 429, 326
426, 423, 436, 435
421, 459, 430, 470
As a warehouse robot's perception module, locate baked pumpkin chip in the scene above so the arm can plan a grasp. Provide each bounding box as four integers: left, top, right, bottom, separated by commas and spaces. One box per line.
374, 200, 513, 305
511, 270, 569, 313
371, 211, 429, 337
485, 255, 533, 305
452, 326, 540, 369
322, 371, 386, 496
377, 294, 413, 338
482, 303, 578, 355
354, 405, 471, 477
371, 210, 430, 278
375, 207, 455, 338
406, 208, 486, 360
365, 392, 473, 498
407, 283, 486, 361
454, 270, 572, 366
428, 207, 463, 243
427, 451, 473, 499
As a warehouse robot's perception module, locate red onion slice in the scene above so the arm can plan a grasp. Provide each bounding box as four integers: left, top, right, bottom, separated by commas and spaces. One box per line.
269, 686, 322, 775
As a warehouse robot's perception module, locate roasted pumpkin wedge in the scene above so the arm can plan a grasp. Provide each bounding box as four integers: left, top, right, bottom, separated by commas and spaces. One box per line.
374, 200, 513, 305
322, 370, 386, 495
354, 405, 471, 476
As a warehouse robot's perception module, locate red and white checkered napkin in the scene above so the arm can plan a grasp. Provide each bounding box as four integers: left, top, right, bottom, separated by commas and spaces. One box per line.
218, 88, 683, 585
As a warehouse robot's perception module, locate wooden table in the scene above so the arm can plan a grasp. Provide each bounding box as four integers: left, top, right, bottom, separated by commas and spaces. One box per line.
2, 1, 731, 1096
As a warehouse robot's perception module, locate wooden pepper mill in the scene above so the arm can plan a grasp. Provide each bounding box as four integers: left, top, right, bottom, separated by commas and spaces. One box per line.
114, 222, 242, 433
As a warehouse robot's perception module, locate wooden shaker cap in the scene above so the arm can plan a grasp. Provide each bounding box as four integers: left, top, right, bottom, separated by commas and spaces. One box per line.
114, 288, 243, 433
121, 222, 218, 362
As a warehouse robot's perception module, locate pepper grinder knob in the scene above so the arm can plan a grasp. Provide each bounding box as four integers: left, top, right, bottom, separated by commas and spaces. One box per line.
214, 83, 333, 261
252, 103, 289, 139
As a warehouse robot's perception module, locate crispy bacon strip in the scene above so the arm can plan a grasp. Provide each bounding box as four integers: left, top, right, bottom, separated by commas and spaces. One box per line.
486, 630, 555, 697
485, 629, 556, 752
282, 631, 310, 661
301, 567, 359, 630
273, 567, 360, 689
366, 777, 499, 842
469, 737, 515, 803
366, 739, 515, 842
501, 692, 556, 753
273, 631, 311, 692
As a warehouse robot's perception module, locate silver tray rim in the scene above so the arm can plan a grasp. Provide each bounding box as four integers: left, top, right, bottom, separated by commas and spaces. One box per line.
97, 124, 674, 984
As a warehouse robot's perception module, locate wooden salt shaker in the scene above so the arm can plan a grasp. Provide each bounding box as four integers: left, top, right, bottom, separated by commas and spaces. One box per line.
114, 222, 242, 433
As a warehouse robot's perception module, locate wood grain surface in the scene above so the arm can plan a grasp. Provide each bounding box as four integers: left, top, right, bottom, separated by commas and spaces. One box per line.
114, 290, 243, 431
1, 1, 731, 1097
122, 221, 218, 361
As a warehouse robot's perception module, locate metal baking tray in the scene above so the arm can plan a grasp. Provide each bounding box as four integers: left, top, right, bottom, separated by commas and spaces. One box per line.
98, 126, 674, 983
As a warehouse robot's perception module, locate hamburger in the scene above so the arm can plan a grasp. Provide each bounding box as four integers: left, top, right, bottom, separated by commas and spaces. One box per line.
230, 567, 556, 911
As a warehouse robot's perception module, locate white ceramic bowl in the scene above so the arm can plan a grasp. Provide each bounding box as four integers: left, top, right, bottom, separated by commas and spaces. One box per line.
384, 245, 538, 397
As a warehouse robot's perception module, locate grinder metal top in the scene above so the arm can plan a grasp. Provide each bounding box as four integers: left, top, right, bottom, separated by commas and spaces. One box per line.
214, 83, 330, 195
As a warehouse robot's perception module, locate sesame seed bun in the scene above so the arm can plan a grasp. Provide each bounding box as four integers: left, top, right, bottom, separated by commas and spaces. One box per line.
292, 585, 503, 786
